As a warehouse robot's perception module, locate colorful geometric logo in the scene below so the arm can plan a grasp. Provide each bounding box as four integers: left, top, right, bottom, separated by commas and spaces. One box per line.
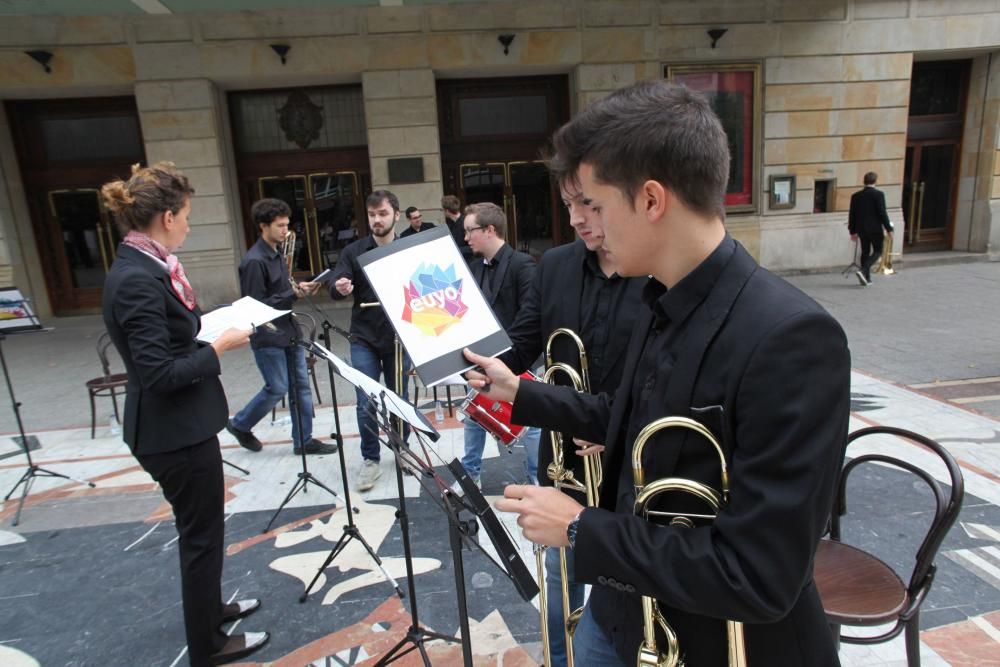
401, 263, 468, 336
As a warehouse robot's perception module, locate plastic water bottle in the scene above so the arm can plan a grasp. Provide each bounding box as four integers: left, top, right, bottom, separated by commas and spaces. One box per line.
270, 415, 292, 427
434, 400, 444, 423
109, 415, 122, 437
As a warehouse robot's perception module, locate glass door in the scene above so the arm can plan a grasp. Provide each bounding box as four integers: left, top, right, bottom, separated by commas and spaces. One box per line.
309, 172, 360, 269
259, 172, 363, 276
903, 141, 958, 250
43, 188, 118, 310
458, 161, 563, 258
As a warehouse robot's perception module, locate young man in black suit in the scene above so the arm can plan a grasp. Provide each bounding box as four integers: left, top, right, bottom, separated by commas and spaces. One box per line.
468, 81, 850, 666
459, 201, 535, 486
499, 179, 646, 666
848, 171, 894, 286
400, 206, 435, 238
330, 190, 410, 492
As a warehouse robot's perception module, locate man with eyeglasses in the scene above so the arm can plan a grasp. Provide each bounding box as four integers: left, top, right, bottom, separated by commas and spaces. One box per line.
459, 202, 535, 488
400, 206, 435, 238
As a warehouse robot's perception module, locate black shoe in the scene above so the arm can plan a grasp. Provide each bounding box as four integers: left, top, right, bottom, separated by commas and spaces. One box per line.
221, 598, 260, 623
226, 420, 263, 452
210, 632, 269, 665
293, 438, 339, 455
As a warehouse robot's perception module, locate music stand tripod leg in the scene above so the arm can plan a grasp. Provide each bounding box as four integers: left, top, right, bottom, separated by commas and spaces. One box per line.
297, 326, 403, 603
262, 342, 340, 534
0, 320, 96, 527
371, 394, 459, 667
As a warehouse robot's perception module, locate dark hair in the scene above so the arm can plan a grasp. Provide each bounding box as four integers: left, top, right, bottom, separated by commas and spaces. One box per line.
441, 195, 461, 214
863, 172, 878, 186
464, 202, 507, 239
366, 189, 399, 212
548, 80, 730, 219
251, 198, 292, 230
101, 162, 195, 234
405, 206, 419, 219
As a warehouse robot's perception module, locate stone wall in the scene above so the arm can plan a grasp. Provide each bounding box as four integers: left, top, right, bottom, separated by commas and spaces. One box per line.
134, 79, 241, 308
0, 0, 999, 311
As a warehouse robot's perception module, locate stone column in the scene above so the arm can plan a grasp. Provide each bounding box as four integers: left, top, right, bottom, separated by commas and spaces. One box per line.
361, 69, 443, 229
134, 78, 241, 308
964, 51, 1000, 254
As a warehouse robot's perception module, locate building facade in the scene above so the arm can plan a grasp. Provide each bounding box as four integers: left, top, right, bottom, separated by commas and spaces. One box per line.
0, 0, 998, 317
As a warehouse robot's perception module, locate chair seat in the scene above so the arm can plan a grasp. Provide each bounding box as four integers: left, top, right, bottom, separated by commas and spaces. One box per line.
86, 373, 129, 390
814, 539, 908, 625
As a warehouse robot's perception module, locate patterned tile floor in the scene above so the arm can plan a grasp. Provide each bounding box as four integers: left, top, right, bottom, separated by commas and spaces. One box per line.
1, 368, 999, 665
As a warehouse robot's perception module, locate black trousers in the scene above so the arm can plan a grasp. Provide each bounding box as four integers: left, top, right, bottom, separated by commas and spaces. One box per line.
136, 436, 228, 666
859, 233, 884, 281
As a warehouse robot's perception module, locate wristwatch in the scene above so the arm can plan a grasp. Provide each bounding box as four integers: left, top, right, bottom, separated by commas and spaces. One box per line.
566, 510, 584, 549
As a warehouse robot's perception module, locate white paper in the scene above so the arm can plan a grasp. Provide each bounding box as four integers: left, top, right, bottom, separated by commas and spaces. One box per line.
309, 342, 438, 438
362, 234, 504, 367
196, 296, 289, 343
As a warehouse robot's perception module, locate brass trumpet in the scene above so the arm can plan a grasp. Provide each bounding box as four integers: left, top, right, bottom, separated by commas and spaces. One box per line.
536, 328, 601, 667
632, 416, 747, 667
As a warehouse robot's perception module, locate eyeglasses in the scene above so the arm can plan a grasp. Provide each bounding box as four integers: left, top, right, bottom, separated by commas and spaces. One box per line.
410, 215, 422, 222
464, 225, 487, 234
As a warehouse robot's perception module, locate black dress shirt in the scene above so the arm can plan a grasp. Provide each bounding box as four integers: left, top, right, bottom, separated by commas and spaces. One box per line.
616, 236, 736, 511
578, 250, 620, 386
329, 234, 397, 352
399, 222, 436, 238
239, 237, 298, 349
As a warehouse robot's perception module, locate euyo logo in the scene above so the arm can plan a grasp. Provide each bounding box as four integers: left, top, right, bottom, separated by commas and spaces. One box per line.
401, 263, 468, 336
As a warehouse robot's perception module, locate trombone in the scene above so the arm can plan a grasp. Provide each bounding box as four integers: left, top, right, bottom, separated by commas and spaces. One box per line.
536, 328, 602, 667
283, 229, 298, 290
632, 416, 747, 667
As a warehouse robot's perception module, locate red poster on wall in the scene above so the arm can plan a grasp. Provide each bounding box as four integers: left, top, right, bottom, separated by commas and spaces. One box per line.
667, 65, 759, 210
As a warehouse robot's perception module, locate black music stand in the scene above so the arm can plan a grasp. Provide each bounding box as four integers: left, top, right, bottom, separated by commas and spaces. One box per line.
842, 236, 863, 278
367, 392, 538, 667
296, 323, 404, 602
0, 291, 95, 526
262, 331, 340, 533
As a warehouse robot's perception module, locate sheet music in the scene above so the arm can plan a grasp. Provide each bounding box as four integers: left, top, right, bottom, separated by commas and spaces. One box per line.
196, 296, 289, 343
309, 342, 439, 440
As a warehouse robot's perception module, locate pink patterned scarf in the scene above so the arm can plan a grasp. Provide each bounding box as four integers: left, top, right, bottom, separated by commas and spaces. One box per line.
122, 230, 197, 310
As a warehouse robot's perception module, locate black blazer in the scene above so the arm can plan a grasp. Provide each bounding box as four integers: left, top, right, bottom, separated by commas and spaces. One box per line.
469, 243, 535, 330
513, 243, 849, 666
848, 185, 893, 238
501, 240, 646, 491
102, 245, 228, 456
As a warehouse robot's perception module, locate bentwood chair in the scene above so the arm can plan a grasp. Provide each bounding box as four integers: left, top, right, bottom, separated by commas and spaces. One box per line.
813, 426, 964, 667
85, 332, 129, 438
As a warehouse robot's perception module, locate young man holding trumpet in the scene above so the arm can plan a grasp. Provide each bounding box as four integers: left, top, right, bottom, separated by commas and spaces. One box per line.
466, 81, 850, 666
227, 198, 337, 456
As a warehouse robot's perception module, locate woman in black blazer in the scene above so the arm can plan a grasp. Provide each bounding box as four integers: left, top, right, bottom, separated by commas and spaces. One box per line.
101, 163, 268, 666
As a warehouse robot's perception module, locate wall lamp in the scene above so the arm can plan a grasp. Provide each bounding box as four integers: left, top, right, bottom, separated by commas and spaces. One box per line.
270, 43, 290, 65
498, 34, 515, 56
25, 50, 53, 74
707, 28, 728, 49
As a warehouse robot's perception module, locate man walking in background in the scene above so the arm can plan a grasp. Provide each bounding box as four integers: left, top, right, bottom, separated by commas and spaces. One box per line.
441, 195, 473, 261
848, 171, 894, 286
